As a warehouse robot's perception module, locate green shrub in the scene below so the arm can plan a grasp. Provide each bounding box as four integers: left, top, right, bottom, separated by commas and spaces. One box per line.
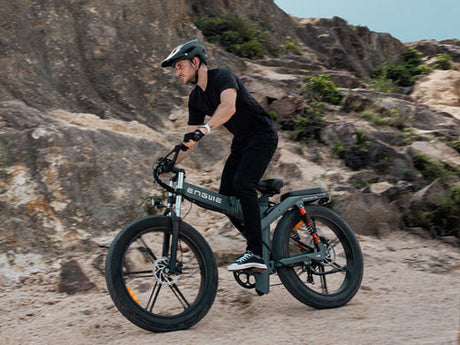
435, 53, 453, 70
281, 36, 302, 55
418, 64, 433, 75
373, 63, 413, 87
371, 48, 429, 88
412, 153, 450, 181
356, 130, 370, 152
292, 105, 326, 142
387, 109, 412, 130
332, 141, 347, 159
342, 130, 371, 171
370, 73, 398, 93
452, 185, 460, 205
300, 75, 344, 105
193, 13, 278, 59
404, 185, 460, 237
402, 47, 423, 71
447, 140, 460, 153
359, 108, 388, 126
268, 111, 278, 120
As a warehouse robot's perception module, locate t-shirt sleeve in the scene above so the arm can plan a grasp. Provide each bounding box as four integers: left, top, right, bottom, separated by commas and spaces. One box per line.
215, 69, 239, 94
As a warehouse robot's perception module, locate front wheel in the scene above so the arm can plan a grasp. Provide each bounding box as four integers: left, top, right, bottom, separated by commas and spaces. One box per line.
273, 205, 363, 309
105, 216, 218, 332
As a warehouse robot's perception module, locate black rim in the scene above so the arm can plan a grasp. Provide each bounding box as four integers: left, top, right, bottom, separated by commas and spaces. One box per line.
287, 215, 354, 296
120, 227, 206, 318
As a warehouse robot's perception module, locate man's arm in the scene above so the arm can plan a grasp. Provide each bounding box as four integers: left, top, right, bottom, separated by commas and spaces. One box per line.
176, 88, 237, 165
206, 88, 237, 131
175, 124, 200, 165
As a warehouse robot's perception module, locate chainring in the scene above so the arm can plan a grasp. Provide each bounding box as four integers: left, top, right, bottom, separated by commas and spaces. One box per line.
233, 270, 256, 289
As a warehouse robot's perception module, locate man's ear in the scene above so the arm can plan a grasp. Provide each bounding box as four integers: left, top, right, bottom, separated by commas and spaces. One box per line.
191, 56, 201, 67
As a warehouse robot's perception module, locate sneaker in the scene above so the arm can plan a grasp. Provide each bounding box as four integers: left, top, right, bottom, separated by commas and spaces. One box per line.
226, 251, 267, 271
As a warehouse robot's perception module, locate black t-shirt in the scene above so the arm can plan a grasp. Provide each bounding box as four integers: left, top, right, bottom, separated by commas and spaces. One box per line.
188, 69, 276, 138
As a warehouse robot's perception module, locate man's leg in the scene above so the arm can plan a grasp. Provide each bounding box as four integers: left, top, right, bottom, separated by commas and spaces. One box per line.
219, 150, 247, 236
232, 137, 277, 257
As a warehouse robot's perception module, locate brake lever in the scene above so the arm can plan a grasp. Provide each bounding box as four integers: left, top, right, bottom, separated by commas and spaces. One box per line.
154, 144, 188, 175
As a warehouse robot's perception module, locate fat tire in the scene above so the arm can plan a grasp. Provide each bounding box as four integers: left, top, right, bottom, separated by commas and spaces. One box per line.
105, 215, 218, 332
273, 205, 363, 309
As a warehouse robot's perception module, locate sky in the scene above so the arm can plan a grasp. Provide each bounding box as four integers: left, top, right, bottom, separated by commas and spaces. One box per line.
274, 0, 459, 42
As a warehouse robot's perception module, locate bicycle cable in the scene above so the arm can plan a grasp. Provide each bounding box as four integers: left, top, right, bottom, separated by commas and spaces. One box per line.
182, 199, 193, 220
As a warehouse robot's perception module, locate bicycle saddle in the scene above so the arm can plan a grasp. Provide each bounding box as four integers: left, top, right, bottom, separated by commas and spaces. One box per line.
257, 178, 284, 195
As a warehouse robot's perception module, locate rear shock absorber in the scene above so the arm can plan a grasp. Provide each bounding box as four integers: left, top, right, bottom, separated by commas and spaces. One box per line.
297, 206, 321, 246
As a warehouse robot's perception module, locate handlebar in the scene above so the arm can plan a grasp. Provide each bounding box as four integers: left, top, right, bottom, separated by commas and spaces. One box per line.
152, 144, 188, 192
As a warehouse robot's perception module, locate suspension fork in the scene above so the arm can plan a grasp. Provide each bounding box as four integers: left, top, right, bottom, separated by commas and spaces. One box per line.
167, 171, 185, 273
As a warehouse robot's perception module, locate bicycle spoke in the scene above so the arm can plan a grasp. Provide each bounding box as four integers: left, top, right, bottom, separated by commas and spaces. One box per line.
137, 236, 158, 262
147, 281, 162, 313
123, 270, 154, 279
326, 238, 340, 248
319, 266, 329, 294
331, 262, 347, 272
168, 283, 190, 310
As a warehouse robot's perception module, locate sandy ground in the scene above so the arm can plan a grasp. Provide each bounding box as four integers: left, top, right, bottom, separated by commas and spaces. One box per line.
0, 231, 459, 345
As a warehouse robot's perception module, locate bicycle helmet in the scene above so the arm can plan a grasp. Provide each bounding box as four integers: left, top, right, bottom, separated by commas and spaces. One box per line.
161, 39, 207, 67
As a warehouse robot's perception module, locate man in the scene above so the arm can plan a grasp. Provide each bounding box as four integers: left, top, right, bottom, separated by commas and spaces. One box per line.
161, 39, 278, 271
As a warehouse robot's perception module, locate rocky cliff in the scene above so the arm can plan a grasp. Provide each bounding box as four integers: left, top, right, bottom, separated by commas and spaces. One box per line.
1, 0, 459, 285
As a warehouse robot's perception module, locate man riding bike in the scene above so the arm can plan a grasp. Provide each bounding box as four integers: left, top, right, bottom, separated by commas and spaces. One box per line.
161, 39, 278, 271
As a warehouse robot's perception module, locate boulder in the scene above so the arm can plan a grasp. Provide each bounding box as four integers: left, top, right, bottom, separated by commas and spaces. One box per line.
269, 96, 304, 121
412, 178, 451, 206
320, 122, 358, 148
412, 70, 460, 120
333, 192, 400, 237
409, 140, 460, 170
347, 170, 382, 187
58, 260, 96, 294
413, 106, 460, 133
404, 178, 460, 238
405, 39, 460, 62
294, 17, 404, 76
342, 88, 416, 119
362, 181, 416, 201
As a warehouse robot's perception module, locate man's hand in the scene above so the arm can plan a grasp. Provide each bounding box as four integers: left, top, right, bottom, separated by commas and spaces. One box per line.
183, 128, 205, 148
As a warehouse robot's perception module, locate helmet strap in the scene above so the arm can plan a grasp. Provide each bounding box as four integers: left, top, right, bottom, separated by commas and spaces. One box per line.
190, 58, 202, 85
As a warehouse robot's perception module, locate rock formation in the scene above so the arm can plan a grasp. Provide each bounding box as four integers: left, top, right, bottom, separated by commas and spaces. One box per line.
1, 0, 459, 286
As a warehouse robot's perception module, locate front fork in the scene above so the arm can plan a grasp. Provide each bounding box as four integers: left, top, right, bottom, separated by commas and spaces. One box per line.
166, 171, 185, 273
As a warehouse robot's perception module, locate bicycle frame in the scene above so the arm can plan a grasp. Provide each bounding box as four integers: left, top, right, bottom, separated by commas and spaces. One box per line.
164, 168, 329, 295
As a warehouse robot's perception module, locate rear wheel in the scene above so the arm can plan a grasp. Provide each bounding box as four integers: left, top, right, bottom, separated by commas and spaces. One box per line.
273, 205, 363, 309
105, 216, 218, 332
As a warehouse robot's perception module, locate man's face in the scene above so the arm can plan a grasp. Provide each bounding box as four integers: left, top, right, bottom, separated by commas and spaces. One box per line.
174, 59, 196, 84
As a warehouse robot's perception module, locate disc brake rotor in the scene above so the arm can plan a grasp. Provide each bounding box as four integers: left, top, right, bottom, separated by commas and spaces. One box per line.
153, 257, 179, 285
322, 243, 336, 265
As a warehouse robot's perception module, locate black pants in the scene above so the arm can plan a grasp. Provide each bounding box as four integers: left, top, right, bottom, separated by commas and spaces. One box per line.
219, 132, 278, 256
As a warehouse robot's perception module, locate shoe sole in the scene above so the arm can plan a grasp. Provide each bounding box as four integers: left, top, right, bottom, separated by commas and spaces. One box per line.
226, 263, 267, 271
